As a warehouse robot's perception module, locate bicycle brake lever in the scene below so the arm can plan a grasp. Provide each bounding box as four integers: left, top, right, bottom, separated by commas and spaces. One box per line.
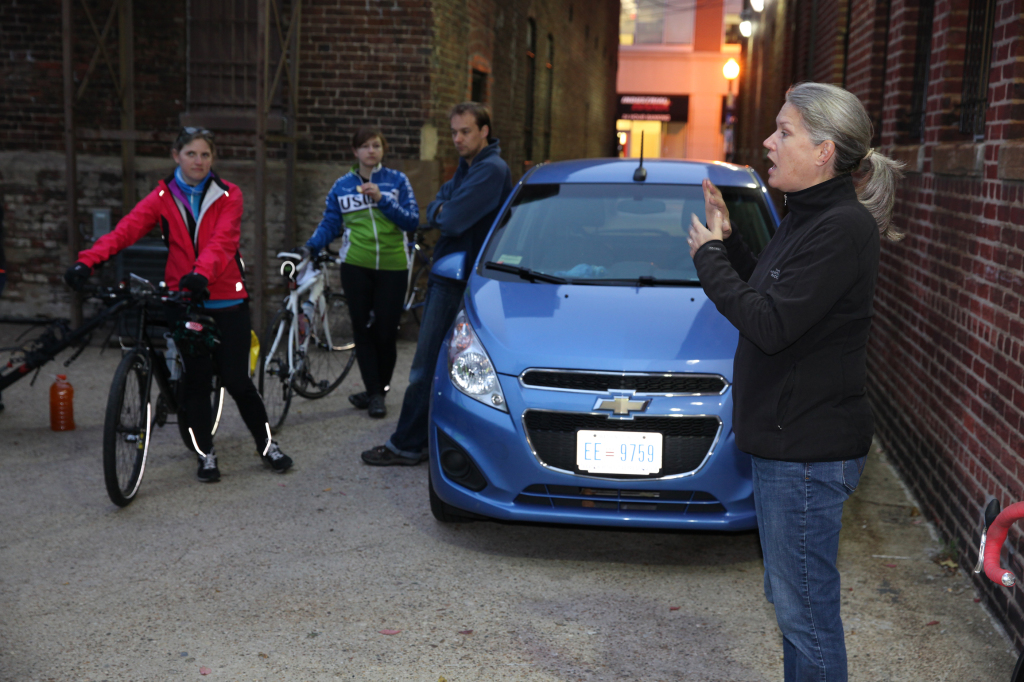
975, 530, 987, 573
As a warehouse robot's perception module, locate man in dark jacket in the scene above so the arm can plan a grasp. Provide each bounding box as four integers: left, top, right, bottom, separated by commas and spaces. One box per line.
362, 102, 512, 465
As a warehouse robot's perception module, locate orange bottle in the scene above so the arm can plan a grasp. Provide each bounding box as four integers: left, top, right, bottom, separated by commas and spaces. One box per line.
50, 374, 75, 431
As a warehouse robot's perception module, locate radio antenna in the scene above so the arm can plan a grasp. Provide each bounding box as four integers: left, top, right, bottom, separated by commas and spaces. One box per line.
633, 131, 647, 182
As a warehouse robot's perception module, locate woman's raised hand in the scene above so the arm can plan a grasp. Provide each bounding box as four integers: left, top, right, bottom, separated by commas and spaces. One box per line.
688, 208, 725, 258
702, 178, 732, 240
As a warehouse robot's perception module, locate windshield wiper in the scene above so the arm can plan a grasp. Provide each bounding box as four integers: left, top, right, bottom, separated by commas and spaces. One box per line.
484, 261, 568, 284
570, 276, 697, 287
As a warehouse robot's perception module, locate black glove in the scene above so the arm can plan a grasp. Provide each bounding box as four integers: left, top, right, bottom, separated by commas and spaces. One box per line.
63, 262, 92, 291
178, 272, 210, 300
299, 245, 313, 261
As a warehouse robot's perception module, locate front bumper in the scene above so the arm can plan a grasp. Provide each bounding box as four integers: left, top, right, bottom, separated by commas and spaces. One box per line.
428, 358, 756, 531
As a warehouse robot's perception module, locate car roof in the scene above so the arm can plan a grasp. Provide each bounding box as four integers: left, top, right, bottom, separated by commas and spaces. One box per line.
524, 158, 763, 189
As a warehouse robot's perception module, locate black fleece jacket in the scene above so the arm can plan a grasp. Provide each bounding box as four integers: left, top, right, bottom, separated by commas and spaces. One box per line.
692, 174, 880, 462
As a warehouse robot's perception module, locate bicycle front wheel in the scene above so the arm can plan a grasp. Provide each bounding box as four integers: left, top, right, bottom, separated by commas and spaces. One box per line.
405, 264, 430, 328
259, 309, 293, 431
103, 349, 152, 507
292, 292, 356, 399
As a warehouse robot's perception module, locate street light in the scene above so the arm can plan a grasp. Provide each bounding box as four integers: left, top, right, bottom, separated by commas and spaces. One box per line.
739, 19, 752, 37
751, 0, 764, 11
723, 58, 740, 81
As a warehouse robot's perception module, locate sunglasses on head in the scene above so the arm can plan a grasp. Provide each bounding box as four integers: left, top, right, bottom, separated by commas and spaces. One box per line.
178, 126, 214, 138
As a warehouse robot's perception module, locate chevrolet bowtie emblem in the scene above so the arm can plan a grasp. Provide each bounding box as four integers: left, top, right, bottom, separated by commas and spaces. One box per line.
595, 395, 649, 415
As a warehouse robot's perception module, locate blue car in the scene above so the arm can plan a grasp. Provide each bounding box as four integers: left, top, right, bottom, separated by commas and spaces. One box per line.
427, 158, 779, 530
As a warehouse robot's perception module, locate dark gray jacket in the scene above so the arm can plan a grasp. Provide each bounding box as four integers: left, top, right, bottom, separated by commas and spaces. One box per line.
693, 174, 880, 462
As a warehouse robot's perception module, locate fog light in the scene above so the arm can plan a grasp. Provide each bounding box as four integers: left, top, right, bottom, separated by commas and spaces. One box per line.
437, 430, 487, 492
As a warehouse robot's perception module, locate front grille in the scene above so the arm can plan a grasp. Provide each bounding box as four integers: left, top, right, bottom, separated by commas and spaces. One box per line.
521, 370, 726, 394
523, 410, 719, 479
514, 484, 726, 514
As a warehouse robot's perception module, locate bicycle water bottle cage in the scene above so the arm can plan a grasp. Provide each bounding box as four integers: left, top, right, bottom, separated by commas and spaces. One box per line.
172, 313, 221, 358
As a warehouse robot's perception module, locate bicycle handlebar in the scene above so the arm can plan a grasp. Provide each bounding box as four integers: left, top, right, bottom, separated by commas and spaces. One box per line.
983, 502, 1024, 587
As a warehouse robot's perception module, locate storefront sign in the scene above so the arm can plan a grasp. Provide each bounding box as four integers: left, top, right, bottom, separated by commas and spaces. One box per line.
617, 94, 689, 122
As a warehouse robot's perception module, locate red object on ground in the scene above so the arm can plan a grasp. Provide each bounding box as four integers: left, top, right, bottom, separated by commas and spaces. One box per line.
984, 501, 1024, 586
49, 374, 75, 431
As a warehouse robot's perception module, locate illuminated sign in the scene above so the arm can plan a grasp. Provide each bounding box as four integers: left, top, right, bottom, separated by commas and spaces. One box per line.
617, 94, 689, 122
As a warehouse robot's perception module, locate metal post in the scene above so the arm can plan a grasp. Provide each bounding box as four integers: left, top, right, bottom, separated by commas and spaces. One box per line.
284, 0, 301, 251
119, 0, 136, 214
63, 0, 81, 325
253, 0, 268, 333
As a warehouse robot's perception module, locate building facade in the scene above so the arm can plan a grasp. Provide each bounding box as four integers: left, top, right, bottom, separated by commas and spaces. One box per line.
735, 0, 1024, 649
0, 0, 619, 319
616, 0, 744, 162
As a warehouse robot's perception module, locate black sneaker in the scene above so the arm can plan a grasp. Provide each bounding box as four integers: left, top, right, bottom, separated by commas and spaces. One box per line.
349, 391, 371, 409
197, 451, 220, 483
350, 388, 389, 410
368, 394, 386, 418
261, 441, 293, 473
361, 445, 426, 466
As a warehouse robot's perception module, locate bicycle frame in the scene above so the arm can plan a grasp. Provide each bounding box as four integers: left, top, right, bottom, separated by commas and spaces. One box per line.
265, 254, 333, 381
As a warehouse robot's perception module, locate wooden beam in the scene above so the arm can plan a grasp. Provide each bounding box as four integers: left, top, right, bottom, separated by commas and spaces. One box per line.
252, 0, 269, 333
119, 0, 136, 215
63, 0, 81, 326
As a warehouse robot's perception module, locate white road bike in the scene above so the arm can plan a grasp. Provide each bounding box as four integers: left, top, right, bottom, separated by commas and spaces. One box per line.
258, 250, 356, 432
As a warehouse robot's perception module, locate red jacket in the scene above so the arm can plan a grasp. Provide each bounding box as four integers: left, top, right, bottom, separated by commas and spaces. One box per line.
77, 174, 248, 301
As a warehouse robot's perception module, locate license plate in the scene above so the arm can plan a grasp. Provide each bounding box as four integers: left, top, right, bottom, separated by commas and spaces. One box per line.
576, 430, 663, 475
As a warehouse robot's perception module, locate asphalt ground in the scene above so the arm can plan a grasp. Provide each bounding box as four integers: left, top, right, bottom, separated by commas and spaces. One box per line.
0, 321, 1019, 681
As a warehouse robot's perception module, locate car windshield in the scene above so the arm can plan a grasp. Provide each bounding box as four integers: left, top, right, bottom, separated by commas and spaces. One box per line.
479, 183, 774, 285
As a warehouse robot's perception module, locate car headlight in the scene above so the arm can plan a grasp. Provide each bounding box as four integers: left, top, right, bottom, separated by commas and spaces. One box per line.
447, 309, 508, 412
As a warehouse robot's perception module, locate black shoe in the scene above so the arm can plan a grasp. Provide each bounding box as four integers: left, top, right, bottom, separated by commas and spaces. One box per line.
197, 451, 220, 483
260, 441, 293, 473
361, 445, 426, 466
368, 394, 386, 418
349, 391, 371, 409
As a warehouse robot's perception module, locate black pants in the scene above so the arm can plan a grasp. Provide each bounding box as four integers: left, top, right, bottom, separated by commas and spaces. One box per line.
340, 263, 408, 396
166, 301, 269, 454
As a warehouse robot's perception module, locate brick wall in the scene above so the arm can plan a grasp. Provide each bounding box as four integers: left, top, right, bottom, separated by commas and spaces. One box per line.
738, 0, 1024, 649
0, 0, 619, 319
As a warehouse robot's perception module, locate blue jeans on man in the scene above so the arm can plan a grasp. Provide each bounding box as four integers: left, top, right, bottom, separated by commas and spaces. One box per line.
382, 277, 466, 460
751, 454, 866, 682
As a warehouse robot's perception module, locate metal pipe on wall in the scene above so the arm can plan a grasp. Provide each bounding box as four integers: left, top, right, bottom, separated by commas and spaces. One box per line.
253, 0, 268, 333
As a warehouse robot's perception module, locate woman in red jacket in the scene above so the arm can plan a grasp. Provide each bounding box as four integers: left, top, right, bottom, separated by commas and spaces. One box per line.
64, 127, 292, 483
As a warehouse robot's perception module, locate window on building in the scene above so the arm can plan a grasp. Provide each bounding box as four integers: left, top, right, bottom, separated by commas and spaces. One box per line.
620, 0, 695, 46
908, 0, 935, 142
186, 0, 284, 112
959, 0, 997, 139
724, 0, 743, 45
471, 69, 488, 103
543, 35, 554, 160
524, 19, 537, 162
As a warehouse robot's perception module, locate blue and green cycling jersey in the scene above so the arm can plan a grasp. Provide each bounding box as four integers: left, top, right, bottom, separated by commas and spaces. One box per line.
306, 164, 420, 271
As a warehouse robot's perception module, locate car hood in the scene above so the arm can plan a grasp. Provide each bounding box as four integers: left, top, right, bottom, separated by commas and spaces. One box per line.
465, 277, 738, 380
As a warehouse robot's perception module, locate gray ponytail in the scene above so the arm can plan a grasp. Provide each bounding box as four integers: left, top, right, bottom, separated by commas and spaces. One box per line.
785, 82, 905, 241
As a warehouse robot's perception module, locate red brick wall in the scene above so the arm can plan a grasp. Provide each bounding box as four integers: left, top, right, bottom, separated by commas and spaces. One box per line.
869, 0, 1024, 647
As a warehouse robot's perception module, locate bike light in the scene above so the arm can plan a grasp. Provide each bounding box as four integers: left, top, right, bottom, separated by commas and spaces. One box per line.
447, 309, 508, 412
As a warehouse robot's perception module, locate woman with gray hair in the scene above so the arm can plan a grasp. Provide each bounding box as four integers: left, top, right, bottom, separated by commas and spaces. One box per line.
688, 81, 903, 681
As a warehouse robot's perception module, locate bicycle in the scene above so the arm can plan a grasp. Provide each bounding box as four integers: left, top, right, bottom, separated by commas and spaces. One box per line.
976, 498, 1024, 681
97, 275, 226, 506
402, 228, 434, 329
259, 249, 356, 432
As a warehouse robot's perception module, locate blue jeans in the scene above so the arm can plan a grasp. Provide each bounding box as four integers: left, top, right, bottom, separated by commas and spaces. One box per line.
385, 277, 465, 458
751, 455, 866, 682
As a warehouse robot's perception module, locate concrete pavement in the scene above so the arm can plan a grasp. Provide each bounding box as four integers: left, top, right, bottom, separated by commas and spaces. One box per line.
0, 323, 1018, 681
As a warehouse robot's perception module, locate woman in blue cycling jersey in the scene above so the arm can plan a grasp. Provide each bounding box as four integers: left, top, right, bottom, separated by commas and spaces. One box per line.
305, 128, 420, 418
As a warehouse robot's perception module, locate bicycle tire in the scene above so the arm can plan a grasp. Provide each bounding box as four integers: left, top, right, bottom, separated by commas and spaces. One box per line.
176, 374, 225, 451
103, 350, 152, 507
292, 292, 356, 399
259, 309, 293, 432
406, 264, 430, 328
